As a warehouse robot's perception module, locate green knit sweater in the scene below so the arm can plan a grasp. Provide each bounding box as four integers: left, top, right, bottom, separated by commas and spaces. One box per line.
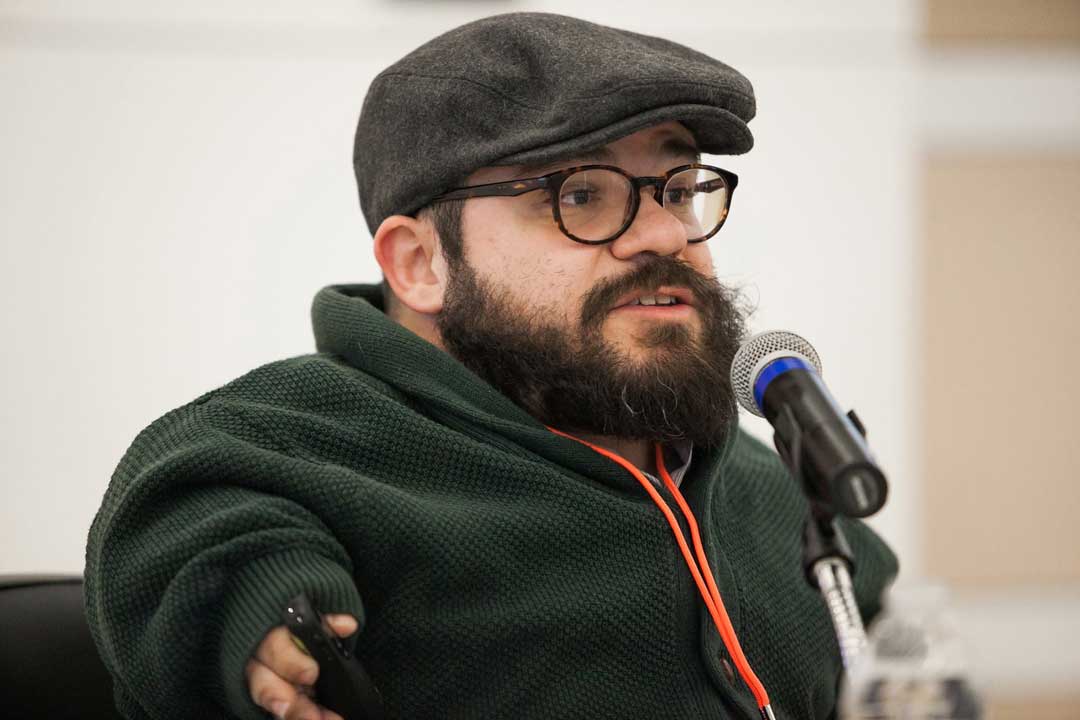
85, 283, 898, 720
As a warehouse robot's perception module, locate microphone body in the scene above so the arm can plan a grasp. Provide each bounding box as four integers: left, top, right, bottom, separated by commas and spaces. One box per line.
732, 331, 888, 518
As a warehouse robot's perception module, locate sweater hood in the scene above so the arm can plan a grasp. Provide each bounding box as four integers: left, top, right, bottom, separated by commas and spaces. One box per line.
311, 283, 740, 494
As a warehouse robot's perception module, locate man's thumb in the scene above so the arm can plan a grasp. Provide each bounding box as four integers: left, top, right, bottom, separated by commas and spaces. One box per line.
324, 613, 359, 637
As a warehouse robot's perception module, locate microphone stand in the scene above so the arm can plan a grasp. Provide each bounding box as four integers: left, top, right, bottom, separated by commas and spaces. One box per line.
804, 512, 867, 669
772, 404, 869, 669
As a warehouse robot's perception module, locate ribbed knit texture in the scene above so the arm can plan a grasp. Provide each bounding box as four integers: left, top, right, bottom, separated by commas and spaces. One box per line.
84, 283, 898, 720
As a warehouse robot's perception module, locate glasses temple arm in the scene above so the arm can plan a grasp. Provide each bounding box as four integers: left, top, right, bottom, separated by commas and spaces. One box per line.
434, 178, 548, 202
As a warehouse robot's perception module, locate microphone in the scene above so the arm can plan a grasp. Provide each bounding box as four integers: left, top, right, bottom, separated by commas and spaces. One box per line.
730, 330, 887, 518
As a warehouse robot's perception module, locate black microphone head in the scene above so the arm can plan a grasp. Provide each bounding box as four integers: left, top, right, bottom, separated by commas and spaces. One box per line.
730, 330, 823, 417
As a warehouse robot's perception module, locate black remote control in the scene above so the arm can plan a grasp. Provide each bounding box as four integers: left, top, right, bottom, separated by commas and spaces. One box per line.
281, 593, 385, 720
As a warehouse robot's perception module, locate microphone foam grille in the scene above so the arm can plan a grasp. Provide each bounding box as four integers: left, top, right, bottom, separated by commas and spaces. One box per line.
730, 330, 823, 416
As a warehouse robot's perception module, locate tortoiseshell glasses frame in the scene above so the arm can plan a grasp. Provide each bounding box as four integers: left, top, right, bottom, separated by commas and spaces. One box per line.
430, 163, 739, 245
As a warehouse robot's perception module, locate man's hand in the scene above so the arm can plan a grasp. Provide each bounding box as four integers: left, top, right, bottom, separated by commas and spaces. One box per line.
246, 613, 359, 720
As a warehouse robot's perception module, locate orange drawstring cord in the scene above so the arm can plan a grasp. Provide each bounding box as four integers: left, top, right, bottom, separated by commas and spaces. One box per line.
547, 427, 772, 716
653, 444, 771, 712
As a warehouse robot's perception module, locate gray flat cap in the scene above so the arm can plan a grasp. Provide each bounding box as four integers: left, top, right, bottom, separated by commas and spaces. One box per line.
353, 12, 755, 234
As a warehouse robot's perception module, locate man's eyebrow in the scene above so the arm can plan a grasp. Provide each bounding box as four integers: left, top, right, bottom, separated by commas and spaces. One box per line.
658, 137, 702, 163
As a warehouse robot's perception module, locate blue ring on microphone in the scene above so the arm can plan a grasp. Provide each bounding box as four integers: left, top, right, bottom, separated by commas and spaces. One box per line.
754, 356, 813, 411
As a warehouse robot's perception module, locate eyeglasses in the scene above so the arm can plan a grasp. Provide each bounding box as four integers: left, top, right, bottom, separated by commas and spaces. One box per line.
431, 163, 739, 245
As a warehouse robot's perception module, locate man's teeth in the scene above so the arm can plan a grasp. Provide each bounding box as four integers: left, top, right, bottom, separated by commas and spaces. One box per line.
630, 294, 679, 306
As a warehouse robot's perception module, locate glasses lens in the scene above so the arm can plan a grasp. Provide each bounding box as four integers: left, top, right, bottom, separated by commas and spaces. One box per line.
558, 169, 633, 242
663, 168, 729, 240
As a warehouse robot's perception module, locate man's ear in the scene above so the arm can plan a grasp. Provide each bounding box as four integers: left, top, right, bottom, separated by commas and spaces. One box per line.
373, 213, 446, 315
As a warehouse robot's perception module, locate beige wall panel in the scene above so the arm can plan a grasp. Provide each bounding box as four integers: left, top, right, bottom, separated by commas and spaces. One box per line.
923, 154, 1080, 588
988, 694, 1080, 720
926, 0, 1080, 46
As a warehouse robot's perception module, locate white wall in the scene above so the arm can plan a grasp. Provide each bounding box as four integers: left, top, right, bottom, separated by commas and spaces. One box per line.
0, 1, 920, 579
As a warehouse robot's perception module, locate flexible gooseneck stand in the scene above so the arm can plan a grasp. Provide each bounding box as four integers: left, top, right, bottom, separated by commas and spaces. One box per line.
804, 517, 867, 668
772, 404, 872, 669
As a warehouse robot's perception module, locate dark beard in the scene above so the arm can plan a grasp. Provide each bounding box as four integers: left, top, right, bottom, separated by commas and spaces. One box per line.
436, 254, 747, 448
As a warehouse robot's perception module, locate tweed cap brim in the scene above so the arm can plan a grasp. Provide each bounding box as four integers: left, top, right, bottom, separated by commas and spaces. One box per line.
354, 12, 755, 234
493, 103, 752, 169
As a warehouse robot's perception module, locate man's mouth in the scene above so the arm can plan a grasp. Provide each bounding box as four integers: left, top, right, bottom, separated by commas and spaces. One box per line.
624, 293, 680, 307
611, 286, 695, 310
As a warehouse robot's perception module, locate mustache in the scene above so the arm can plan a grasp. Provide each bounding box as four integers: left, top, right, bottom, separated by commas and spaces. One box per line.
579, 256, 721, 331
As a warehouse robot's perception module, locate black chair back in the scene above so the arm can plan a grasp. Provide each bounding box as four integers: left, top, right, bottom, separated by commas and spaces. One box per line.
0, 574, 123, 719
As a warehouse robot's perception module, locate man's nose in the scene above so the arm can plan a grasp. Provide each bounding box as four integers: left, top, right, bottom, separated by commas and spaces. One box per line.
608, 189, 689, 260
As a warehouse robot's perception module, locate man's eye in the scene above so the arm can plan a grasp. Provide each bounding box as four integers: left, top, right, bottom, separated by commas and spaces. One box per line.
665, 188, 694, 205
560, 188, 596, 207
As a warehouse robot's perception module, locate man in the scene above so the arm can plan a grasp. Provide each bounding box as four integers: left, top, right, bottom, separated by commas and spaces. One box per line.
85, 12, 897, 720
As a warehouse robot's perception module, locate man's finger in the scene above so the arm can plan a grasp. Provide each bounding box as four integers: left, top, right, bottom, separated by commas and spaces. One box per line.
323, 613, 358, 637
255, 625, 320, 685
283, 691, 327, 720
246, 657, 305, 719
